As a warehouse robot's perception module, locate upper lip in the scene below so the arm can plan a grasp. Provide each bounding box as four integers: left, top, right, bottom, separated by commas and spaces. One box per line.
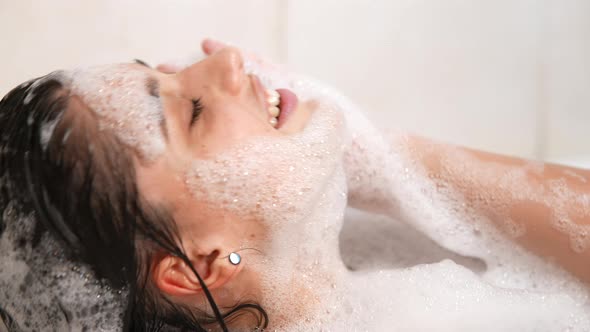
249, 74, 270, 113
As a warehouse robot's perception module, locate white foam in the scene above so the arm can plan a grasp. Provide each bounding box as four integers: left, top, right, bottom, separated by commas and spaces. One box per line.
185, 103, 346, 224
65, 64, 165, 160
40, 113, 62, 150
229, 57, 590, 330
23, 91, 34, 105
3, 55, 587, 330
183, 101, 349, 328
0, 200, 126, 330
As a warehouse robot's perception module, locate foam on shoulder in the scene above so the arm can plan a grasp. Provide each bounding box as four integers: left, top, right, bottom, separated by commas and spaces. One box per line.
241, 59, 590, 330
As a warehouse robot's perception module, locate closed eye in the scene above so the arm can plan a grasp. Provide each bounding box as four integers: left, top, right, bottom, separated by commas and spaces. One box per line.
190, 98, 203, 127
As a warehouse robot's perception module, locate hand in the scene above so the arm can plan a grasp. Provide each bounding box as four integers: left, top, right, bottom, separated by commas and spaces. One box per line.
201, 38, 225, 56
155, 38, 221, 73
156, 38, 282, 74
203, 38, 287, 76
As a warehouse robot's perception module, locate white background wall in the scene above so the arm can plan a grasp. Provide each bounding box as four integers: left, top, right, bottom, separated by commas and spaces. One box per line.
1, 0, 588, 163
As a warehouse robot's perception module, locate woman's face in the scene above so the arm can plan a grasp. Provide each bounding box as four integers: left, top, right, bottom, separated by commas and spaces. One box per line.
68, 47, 345, 314
126, 47, 325, 236
71, 48, 341, 246
154, 47, 316, 157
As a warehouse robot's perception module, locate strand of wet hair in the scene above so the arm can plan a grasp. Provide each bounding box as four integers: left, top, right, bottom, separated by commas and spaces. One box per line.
177, 252, 228, 331
135, 216, 229, 331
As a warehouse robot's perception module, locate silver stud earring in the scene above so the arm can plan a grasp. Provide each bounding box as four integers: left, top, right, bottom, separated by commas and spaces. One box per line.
228, 252, 241, 265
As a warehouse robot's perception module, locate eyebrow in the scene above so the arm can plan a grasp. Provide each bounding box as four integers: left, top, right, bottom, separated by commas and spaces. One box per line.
133, 59, 168, 141
143, 76, 167, 141
133, 58, 151, 68
146, 77, 160, 98
159, 112, 168, 141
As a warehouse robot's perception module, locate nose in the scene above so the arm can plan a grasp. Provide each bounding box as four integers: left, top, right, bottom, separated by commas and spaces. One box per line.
213, 46, 244, 70
185, 47, 246, 95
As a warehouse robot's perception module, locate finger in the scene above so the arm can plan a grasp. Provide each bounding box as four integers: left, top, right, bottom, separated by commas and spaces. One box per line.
201, 38, 227, 55
156, 63, 182, 74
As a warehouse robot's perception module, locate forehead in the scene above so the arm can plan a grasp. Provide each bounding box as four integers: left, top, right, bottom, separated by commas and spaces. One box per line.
67, 64, 166, 160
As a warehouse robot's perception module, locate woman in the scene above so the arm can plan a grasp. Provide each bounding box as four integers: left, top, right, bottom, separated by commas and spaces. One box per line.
0, 39, 588, 331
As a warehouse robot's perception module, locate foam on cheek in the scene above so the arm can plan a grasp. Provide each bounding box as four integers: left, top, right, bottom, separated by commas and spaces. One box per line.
184, 104, 351, 327
185, 105, 345, 223
65, 65, 165, 160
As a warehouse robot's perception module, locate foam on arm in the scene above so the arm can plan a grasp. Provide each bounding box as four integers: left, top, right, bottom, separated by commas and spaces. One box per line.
237, 53, 590, 284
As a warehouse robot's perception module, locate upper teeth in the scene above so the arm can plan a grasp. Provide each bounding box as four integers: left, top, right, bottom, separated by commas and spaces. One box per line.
266, 89, 281, 127
267, 91, 280, 106
268, 106, 280, 118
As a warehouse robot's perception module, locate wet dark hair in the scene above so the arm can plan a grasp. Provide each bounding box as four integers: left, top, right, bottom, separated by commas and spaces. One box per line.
0, 74, 268, 331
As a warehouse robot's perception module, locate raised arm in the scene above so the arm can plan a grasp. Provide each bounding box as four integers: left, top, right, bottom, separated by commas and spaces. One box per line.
345, 128, 590, 283
409, 136, 590, 281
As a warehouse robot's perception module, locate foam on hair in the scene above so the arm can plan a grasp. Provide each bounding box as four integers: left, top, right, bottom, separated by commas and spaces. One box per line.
66, 64, 165, 160
0, 200, 126, 331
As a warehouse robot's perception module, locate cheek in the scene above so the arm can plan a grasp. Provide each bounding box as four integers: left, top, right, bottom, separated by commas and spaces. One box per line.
184, 105, 346, 225
136, 159, 193, 214
190, 110, 273, 158
163, 97, 193, 146
173, 202, 213, 234
174, 198, 270, 254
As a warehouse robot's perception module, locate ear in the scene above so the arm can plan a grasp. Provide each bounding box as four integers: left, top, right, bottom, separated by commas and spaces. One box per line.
153, 250, 238, 297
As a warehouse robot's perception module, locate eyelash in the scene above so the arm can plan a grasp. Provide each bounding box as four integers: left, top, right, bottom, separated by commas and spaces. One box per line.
190, 99, 203, 127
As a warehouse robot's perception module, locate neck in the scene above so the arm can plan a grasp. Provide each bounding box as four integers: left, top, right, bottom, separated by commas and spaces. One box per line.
254, 168, 349, 330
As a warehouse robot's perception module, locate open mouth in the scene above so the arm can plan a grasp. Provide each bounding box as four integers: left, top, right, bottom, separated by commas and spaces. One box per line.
250, 73, 299, 129
264, 88, 298, 129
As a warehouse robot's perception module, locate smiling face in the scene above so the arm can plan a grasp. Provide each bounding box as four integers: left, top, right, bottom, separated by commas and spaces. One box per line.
70, 48, 313, 159
65, 47, 346, 324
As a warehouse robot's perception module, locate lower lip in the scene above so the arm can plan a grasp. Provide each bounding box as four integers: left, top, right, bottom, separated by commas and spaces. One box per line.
276, 89, 298, 129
